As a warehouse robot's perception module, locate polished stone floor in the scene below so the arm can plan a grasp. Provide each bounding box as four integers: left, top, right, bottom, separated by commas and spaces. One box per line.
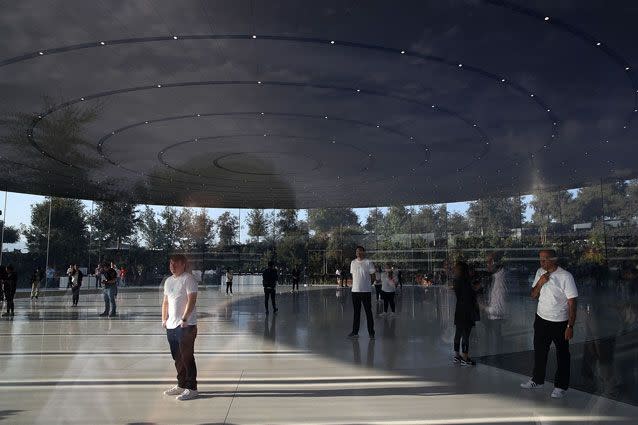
0, 283, 636, 424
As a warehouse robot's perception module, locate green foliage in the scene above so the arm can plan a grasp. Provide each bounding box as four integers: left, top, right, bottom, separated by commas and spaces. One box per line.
0, 220, 19, 245
307, 208, 359, 234
247, 209, 268, 242
217, 211, 239, 247
91, 201, 138, 250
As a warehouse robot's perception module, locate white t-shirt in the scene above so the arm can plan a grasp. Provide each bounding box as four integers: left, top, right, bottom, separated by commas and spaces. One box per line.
350, 258, 376, 292
164, 272, 198, 329
532, 266, 578, 322
381, 272, 396, 293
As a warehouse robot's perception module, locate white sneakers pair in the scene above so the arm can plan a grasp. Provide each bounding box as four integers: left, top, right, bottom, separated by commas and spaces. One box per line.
520, 379, 567, 399
163, 385, 199, 400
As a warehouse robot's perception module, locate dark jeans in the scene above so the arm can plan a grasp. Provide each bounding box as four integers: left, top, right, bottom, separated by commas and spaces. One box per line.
264, 287, 277, 311
454, 325, 472, 354
292, 279, 299, 291
226, 282, 233, 294
533, 314, 570, 390
374, 284, 382, 301
382, 290, 395, 313
351, 292, 374, 336
72, 288, 80, 305
102, 285, 117, 314
166, 325, 198, 390
4, 284, 16, 314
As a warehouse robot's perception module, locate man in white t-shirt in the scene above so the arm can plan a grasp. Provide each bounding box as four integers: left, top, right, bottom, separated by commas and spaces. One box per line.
521, 249, 578, 399
347, 246, 376, 339
162, 254, 199, 401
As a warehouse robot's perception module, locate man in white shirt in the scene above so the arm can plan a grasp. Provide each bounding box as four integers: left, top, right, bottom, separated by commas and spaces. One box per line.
162, 254, 199, 401
521, 249, 578, 399
348, 246, 376, 339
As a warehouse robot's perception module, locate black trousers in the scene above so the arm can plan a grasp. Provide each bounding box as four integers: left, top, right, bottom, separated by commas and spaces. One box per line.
533, 314, 571, 390
374, 284, 382, 301
72, 288, 80, 305
381, 290, 395, 313
264, 287, 277, 311
167, 325, 198, 390
454, 325, 472, 354
4, 284, 16, 314
292, 279, 299, 290
226, 282, 233, 294
351, 292, 374, 336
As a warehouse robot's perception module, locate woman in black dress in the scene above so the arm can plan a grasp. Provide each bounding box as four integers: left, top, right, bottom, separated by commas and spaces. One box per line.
452, 261, 480, 366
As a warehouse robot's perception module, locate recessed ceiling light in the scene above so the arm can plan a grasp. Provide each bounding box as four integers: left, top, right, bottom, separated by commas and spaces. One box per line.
196, 113, 201, 117
356, 89, 360, 92
544, 16, 550, 21
260, 112, 264, 115
157, 84, 162, 87
596, 42, 601, 46
100, 41, 106, 46
252, 35, 257, 39
144, 121, 149, 124
547, 109, 551, 112
80, 97, 85, 101
458, 63, 463, 67
530, 94, 534, 97
324, 116, 328, 119
330, 40, 335, 44
376, 124, 380, 128
400, 50, 405, 54
38, 51, 44, 55
626, 67, 631, 71
431, 104, 435, 108
257, 81, 262, 84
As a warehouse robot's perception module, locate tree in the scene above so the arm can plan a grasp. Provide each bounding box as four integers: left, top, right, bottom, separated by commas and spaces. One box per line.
307, 208, 359, 234
247, 209, 268, 242
217, 212, 239, 247
529, 189, 574, 243
467, 196, 525, 237
0, 220, 20, 245
276, 209, 299, 235
384, 205, 411, 236
137, 206, 163, 249
364, 208, 385, 233
159, 206, 185, 251
22, 197, 88, 267
91, 201, 138, 252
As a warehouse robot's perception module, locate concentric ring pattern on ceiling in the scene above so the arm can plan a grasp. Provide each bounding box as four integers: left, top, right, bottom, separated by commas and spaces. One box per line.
0, 0, 637, 208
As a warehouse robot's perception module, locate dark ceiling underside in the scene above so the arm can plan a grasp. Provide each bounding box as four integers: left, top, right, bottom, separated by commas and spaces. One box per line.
1, 0, 637, 208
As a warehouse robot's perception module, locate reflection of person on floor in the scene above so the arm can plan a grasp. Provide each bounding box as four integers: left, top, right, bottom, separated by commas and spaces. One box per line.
352, 338, 375, 367
452, 261, 479, 366
162, 254, 199, 401
521, 249, 578, 399
2, 265, 17, 318
263, 261, 278, 315
263, 313, 277, 340
482, 252, 508, 352
581, 303, 619, 397
348, 246, 376, 339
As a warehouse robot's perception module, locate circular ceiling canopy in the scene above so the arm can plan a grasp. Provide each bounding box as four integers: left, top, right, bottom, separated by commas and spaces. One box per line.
0, 0, 637, 208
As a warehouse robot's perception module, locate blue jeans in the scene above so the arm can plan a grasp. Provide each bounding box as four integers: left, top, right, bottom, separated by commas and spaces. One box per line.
167, 326, 198, 390
102, 285, 116, 314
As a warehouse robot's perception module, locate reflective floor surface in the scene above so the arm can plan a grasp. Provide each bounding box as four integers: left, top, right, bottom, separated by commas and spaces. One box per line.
0, 284, 636, 424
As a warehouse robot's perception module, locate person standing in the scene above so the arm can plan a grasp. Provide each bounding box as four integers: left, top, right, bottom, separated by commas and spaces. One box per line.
452, 261, 479, 366
99, 262, 118, 317
521, 249, 578, 399
95, 264, 103, 289
162, 254, 199, 401
335, 268, 342, 287
347, 246, 376, 339
70, 265, 83, 307
45, 265, 55, 289
381, 264, 397, 316
2, 265, 17, 318
30, 266, 44, 299
262, 261, 278, 314
291, 267, 300, 292
225, 268, 233, 295
373, 266, 383, 303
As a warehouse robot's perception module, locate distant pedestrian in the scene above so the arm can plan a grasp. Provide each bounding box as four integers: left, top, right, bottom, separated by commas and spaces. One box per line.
30, 266, 44, 299
99, 262, 118, 317
45, 265, 55, 289
225, 268, 233, 295
262, 261, 278, 315
452, 261, 479, 366
2, 265, 17, 318
380, 263, 397, 316
70, 264, 83, 306
291, 267, 301, 292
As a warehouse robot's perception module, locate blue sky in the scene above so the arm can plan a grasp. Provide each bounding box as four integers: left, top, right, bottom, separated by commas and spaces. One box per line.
1, 190, 521, 252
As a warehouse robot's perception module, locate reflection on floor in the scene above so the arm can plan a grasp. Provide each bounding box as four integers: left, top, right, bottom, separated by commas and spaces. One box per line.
0, 284, 636, 424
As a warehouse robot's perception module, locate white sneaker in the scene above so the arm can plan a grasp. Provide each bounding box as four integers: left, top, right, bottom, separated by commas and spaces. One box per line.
551, 388, 567, 399
163, 385, 184, 396
520, 379, 544, 389
176, 389, 199, 401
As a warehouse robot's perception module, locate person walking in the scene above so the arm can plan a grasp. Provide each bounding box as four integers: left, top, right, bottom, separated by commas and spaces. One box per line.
380, 263, 397, 317
521, 249, 578, 399
70, 264, 83, 307
2, 265, 17, 318
99, 262, 118, 317
30, 266, 44, 299
162, 254, 199, 401
262, 261, 278, 314
347, 246, 376, 339
452, 261, 479, 366
225, 268, 233, 295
